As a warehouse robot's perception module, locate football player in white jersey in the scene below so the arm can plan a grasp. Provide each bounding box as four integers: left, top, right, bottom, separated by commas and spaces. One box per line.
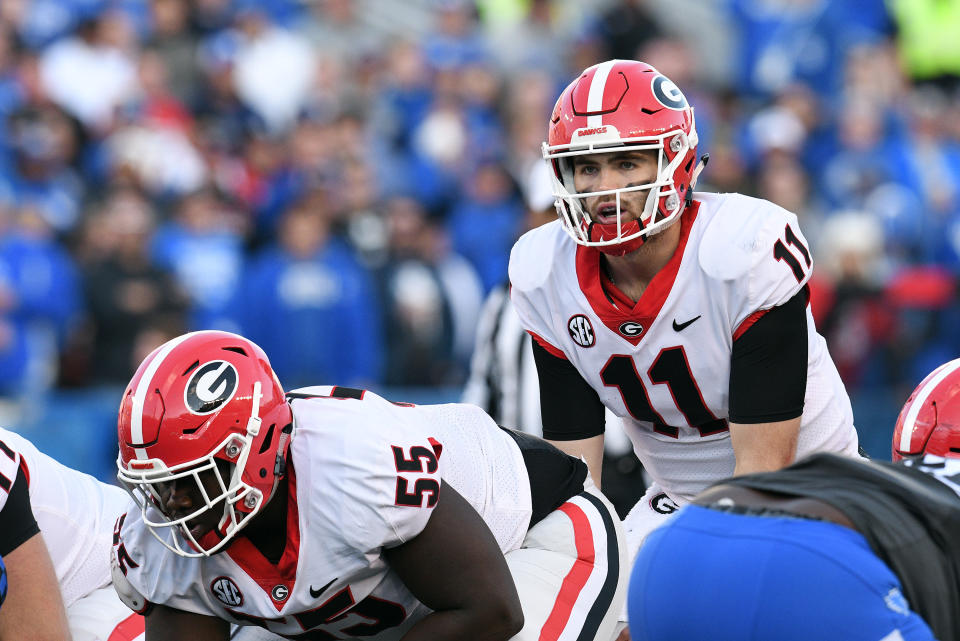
110, 330, 627, 641
508, 59, 860, 562
626, 359, 960, 641
0, 426, 144, 641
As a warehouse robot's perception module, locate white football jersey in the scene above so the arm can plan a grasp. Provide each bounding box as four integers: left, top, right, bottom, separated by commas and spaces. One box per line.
0, 427, 132, 607
115, 389, 533, 640
509, 192, 859, 501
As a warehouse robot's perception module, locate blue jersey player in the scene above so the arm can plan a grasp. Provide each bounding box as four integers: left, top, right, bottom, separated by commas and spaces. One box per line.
627, 358, 960, 641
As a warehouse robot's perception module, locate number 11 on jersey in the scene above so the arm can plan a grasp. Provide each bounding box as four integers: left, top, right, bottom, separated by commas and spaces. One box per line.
601, 347, 728, 438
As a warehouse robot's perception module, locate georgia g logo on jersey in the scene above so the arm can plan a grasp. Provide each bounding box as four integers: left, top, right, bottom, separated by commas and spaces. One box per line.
185, 361, 239, 414
618, 321, 644, 337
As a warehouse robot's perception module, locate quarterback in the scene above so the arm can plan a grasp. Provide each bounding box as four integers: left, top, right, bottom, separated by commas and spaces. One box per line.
0, 426, 144, 640
628, 359, 960, 641
509, 59, 860, 558
110, 330, 627, 641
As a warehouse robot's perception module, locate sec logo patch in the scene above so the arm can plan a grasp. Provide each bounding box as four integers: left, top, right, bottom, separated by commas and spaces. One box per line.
568, 314, 596, 347
211, 576, 243, 607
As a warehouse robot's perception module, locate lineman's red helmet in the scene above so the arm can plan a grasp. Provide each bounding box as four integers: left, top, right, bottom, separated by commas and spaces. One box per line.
117, 331, 292, 556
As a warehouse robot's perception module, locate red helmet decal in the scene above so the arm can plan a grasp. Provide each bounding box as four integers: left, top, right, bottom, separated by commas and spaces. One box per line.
569, 66, 629, 117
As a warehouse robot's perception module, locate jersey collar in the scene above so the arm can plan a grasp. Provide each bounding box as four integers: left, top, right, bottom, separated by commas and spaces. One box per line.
576, 201, 700, 346
226, 461, 302, 612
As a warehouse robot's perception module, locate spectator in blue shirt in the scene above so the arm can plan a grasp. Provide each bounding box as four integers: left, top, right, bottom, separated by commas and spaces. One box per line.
4, 104, 85, 234
151, 187, 246, 331
240, 191, 383, 388
727, 0, 887, 100
447, 159, 525, 293
0, 205, 80, 397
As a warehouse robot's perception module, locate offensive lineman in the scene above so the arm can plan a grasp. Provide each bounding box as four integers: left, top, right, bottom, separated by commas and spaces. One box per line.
627, 358, 960, 640
0, 426, 144, 640
508, 59, 860, 558
110, 330, 627, 641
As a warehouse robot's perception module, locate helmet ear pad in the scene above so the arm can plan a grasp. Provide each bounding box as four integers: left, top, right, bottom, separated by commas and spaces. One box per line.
233, 406, 294, 514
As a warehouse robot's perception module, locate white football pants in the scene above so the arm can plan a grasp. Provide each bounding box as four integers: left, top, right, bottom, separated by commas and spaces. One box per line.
506, 483, 627, 641
619, 481, 684, 622
67, 584, 145, 641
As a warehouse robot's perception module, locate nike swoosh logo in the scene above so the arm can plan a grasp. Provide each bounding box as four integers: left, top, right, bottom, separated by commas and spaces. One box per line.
672, 315, 701, 332
310, 578, 338, 599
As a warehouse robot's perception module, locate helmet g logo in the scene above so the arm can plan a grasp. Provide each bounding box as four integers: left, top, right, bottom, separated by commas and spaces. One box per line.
652, 75, 688, 111
185, 361, 239, 414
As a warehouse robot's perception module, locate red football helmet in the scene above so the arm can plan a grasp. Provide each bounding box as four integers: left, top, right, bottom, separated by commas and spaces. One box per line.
117, 331, 293, 557
892, 358, 960, 460
543, 59, 702, 256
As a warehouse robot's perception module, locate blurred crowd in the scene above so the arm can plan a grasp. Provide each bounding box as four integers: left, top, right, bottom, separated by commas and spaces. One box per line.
1, 0, 960, 424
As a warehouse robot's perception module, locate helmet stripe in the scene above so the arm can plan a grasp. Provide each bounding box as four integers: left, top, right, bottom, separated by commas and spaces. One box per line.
130, 332, 202, 459
899, 358, 960, 452
586, 60, 617, 129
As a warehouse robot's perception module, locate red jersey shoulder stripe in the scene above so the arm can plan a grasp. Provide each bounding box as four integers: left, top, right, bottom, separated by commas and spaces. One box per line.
527, 331, 567, 359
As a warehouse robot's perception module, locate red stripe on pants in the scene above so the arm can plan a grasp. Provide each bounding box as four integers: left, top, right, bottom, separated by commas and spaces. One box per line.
539, 502, 596, 641
108, 613, 145, 641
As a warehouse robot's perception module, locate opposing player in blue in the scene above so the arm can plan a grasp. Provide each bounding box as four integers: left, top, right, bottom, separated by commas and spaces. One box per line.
627, 358, 960, 641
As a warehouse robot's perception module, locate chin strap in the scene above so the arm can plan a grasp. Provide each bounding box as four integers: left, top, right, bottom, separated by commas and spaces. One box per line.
246, 382, 263, 437
589, 219, 648, 256
273, 423, 293, 479
230, 380, 263, 506
216, 381, 266, 535
263, 421, 294, 509
686, 153, 710, 207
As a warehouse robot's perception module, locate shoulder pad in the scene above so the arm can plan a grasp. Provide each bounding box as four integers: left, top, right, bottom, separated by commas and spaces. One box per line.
509, 221, 565, 293
697, 193, 800, 281
111, 539, 152, 615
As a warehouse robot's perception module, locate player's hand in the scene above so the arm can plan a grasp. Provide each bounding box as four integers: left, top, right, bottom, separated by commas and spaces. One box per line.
615, 628, 631, 641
